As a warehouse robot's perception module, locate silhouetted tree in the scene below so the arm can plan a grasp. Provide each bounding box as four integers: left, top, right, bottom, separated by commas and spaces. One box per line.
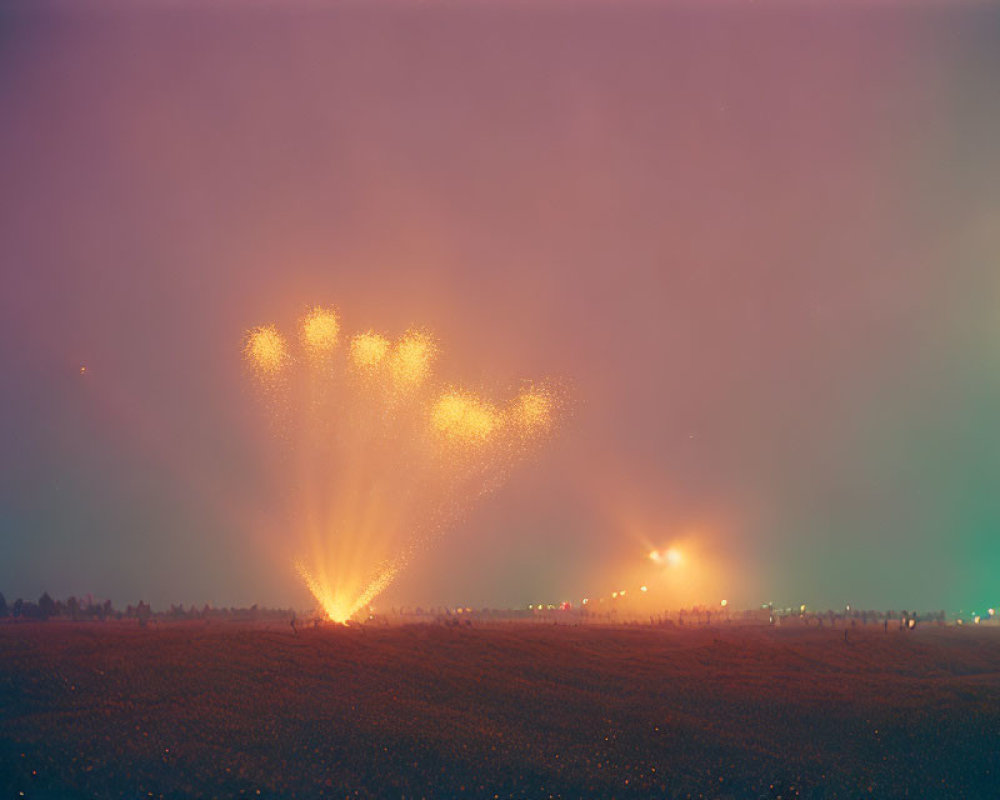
67, 596, 80, 621
38, 592, 55, 621
0, 592, 7, 617
12, 598, 23, 618
19, 601, 40, 619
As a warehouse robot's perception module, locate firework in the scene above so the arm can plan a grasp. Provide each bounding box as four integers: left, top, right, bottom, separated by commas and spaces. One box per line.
349, 331, 390, 370
296, 560, 397, 624
300, 306, 340, 358
431, 390, 499, 444
245, 325, 289, 377
389, 329, 435, 389
244, 307, 558, 622
509, 387, 553, 433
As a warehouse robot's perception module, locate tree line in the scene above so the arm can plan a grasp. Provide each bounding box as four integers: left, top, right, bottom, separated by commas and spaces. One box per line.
0, 592, 293, 625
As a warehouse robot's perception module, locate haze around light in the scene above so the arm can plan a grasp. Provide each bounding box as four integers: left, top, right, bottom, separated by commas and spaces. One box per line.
1, 0, 998, 615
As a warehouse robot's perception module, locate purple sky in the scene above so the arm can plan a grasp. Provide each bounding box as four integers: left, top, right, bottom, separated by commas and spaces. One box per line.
2, 0, 999, 613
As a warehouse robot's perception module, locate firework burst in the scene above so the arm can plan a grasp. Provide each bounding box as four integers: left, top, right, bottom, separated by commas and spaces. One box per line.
244, 307, 559, 622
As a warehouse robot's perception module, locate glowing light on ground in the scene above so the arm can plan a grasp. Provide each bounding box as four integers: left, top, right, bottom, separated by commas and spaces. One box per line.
296, 561, 395, 624
563, 533, 731, 615
244, 307, 558, 622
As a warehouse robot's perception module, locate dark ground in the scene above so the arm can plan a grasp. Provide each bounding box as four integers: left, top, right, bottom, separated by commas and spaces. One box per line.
1, 621, 998, 799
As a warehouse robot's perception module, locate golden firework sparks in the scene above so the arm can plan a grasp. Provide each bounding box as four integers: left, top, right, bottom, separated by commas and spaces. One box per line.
244, 325, 289, 376
349, 330, 390, 370
389, 329, 435, 388
296, 561, 341, 621
431, 390, 499, 443
300, 306, 340, 356
245, 306, 560, 622
296, 560, 397, 624
510, 388, 552, 432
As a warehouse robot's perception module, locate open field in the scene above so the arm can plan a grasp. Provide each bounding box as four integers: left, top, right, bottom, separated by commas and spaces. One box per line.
1, 622, 998, 799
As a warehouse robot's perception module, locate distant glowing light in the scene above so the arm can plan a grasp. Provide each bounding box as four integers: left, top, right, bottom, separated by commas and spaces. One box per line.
721, 599, 728, 607
79, 365, 87, 375
300, 306, 340, 356
640, 585, 648, 593
619, 589, 626, 597
582, 598, 589, 605
990, 608, 995, 617
650, 547, 683, 566
244, 325, 289, 376
975, 615, 981, 624
612, 591, 618, 599
800, 604, 806, 613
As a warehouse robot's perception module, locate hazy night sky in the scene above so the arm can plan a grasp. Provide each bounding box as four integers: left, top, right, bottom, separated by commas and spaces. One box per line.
1, 0, 998, 613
